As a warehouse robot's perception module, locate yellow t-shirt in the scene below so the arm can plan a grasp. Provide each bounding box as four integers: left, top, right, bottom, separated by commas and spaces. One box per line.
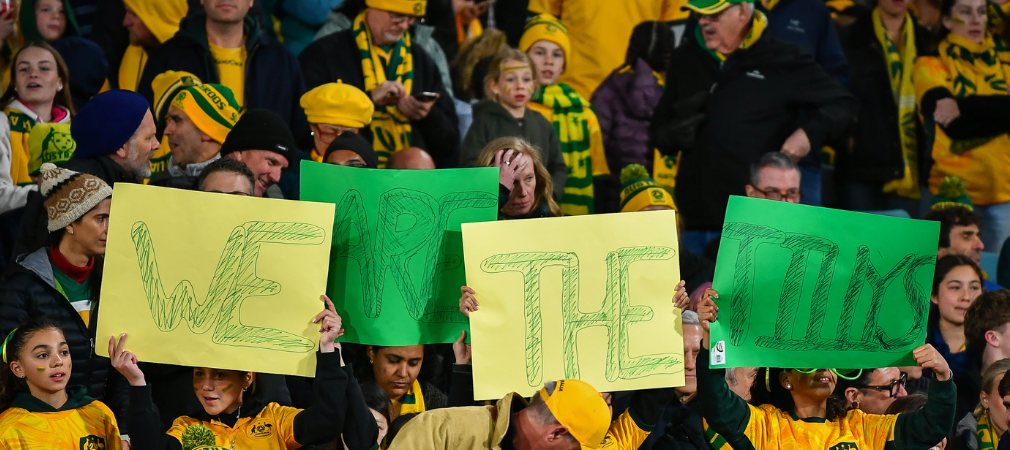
168, 403, 301, 450
710, 405, 898, 449
0, 399, 122, 449
594, 409, 651, 450
208, 43, 246, 107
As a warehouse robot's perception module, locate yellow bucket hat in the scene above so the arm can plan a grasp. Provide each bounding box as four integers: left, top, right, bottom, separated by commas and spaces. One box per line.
171, 84, 242, 144
538, 380, 611, 450
300, 82, 374, 128
519, 14, 571, 60
366, 0, 427, 16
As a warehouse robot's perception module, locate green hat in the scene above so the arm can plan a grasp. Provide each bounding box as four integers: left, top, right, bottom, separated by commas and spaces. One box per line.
930, 176, 974, 212
682, 0, 754, 15
28, 123, 76, 176
619, 164, 677, 213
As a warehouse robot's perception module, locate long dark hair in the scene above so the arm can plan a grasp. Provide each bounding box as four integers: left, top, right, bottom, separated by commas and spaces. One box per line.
0, 316, 62, 410
0, 41, 75, 116
932, 254, 982, 296
749, 367, 848, 421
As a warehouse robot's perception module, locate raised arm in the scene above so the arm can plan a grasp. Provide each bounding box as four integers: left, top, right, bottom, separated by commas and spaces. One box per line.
696, 292, 755, 449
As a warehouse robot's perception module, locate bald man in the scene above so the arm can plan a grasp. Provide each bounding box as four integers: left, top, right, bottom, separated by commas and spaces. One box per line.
388, 147, 436, 170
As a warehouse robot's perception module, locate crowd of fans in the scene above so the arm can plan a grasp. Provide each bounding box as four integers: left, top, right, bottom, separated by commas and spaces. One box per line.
0, 0, 1007, 448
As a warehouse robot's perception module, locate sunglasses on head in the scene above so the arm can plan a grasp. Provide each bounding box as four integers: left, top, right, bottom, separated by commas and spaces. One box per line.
792, 368, 863, 380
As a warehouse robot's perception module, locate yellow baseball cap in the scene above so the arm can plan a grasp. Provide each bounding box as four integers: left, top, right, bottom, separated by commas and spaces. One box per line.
538, 380, 611, 449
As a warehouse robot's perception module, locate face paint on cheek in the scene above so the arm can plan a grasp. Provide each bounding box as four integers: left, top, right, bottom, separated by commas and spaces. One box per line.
952, 16, 967, 24
36, 366, 45, 372
222, 383, 234, 393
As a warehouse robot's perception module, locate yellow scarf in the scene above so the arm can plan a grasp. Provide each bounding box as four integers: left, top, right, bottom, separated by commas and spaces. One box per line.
978, 411, 998, 450
354, 9, 414, 168
874, 9, 921, 199
396, 379, 426, 416
697, 10, 769, 62
938, 32, 1008, 153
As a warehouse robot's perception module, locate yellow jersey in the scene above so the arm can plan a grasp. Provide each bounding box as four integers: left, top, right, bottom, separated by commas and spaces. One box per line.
0, 388, 122, 450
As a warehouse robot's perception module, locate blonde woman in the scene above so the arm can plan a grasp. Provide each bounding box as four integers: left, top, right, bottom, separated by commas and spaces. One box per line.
476, 136, 562, 220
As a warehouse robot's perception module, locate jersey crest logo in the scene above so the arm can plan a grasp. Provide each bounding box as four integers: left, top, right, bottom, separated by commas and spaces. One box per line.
829, 443, 859, 450
80, 435, 106, 450
249, 419, 275, 439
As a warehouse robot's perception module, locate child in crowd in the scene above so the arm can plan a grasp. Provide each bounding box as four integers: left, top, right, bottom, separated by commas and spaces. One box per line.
360, 383, 392, 447
0, 317, 123, 449
460, 48, 567, 201
521, 13, 610, 216
115, 296, 379, 450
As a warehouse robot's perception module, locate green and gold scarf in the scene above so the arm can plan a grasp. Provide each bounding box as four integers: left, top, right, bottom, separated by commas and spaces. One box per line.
874, 8, 921, 199
695, 10, 769, 62
978, 411, 998, 450
530, 83, 606, 215
354, 10, 414, 168
938, 32, 1008, 153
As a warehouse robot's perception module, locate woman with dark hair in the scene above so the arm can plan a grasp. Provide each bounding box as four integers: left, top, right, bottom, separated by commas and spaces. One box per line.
913, 0, 1010, 254
359, 383, 392, 447
359, 345, 447, 423
590, 21, 676, 214
695, 290, 957, 449
0, 41, 72, 188
927, 254, 984, 377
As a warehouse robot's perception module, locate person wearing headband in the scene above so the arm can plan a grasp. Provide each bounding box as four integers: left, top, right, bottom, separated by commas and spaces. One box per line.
694, 289, 957, 450
0, 317, 123, 448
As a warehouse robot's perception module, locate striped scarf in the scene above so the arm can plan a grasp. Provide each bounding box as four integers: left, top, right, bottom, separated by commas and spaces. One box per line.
397, 379, 427, 416
938, 32, 1008, 153
978, 411, 998, 450
353, 10, 414, 168
874, 9, 921, 199
530, 83, 607, 215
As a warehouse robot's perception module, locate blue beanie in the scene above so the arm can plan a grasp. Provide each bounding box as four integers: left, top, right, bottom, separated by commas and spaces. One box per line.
71, 90, 150, 158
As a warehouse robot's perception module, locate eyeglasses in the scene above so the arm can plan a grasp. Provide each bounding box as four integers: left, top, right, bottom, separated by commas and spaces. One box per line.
792, 368, 863, 380
388, 11, 417, 26
753, 186, 801, 202
855, 372, 907, 398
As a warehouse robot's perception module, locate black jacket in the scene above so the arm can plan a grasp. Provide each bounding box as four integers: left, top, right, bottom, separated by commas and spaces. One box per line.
299, 29, 460, 169
652, 31, 856, 230
137, 12, 307, 136
12, 155, 134, 260
0, 248, 129, 429
836, 12, 932, 184
651, 400, 709, 450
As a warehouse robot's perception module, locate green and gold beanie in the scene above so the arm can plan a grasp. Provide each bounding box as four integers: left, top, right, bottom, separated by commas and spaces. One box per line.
619, 164, 677, 212
930, 176, 974, 212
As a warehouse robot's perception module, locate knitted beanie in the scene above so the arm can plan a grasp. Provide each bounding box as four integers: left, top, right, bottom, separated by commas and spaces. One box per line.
219, 109, 298, 165
72, 90, 150, 158
324, 132, 379, 168
300, 82, 374, 129
152, 71, 202, 127
619, 164, 676, 212
930, 176, 975, 212
28, 123, 76, 176
171, 84, 241, 144
39, 163, 113, 232
519, 14, 571, 61
366, 0, 426, 16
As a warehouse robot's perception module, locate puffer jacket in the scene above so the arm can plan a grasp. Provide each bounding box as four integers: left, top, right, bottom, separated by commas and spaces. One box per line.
0, 247, 129, 429
591, 59, 665, 213
951, 412, 982, 450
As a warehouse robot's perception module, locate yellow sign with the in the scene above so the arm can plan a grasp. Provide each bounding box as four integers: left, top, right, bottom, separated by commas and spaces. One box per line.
462, 211, 685, 400
96, 184, 334, 377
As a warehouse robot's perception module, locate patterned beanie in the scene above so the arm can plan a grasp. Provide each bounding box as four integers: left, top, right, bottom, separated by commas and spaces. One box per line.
171, 84, 242, 144
619, 164, 676, 212
39, 163, 113, 232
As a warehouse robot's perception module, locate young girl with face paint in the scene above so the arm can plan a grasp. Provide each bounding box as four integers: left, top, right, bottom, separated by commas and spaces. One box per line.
114, 296, 380, 450
460, 48, 569, 202
521, 13, 611, 216
0, 317, 123, 449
